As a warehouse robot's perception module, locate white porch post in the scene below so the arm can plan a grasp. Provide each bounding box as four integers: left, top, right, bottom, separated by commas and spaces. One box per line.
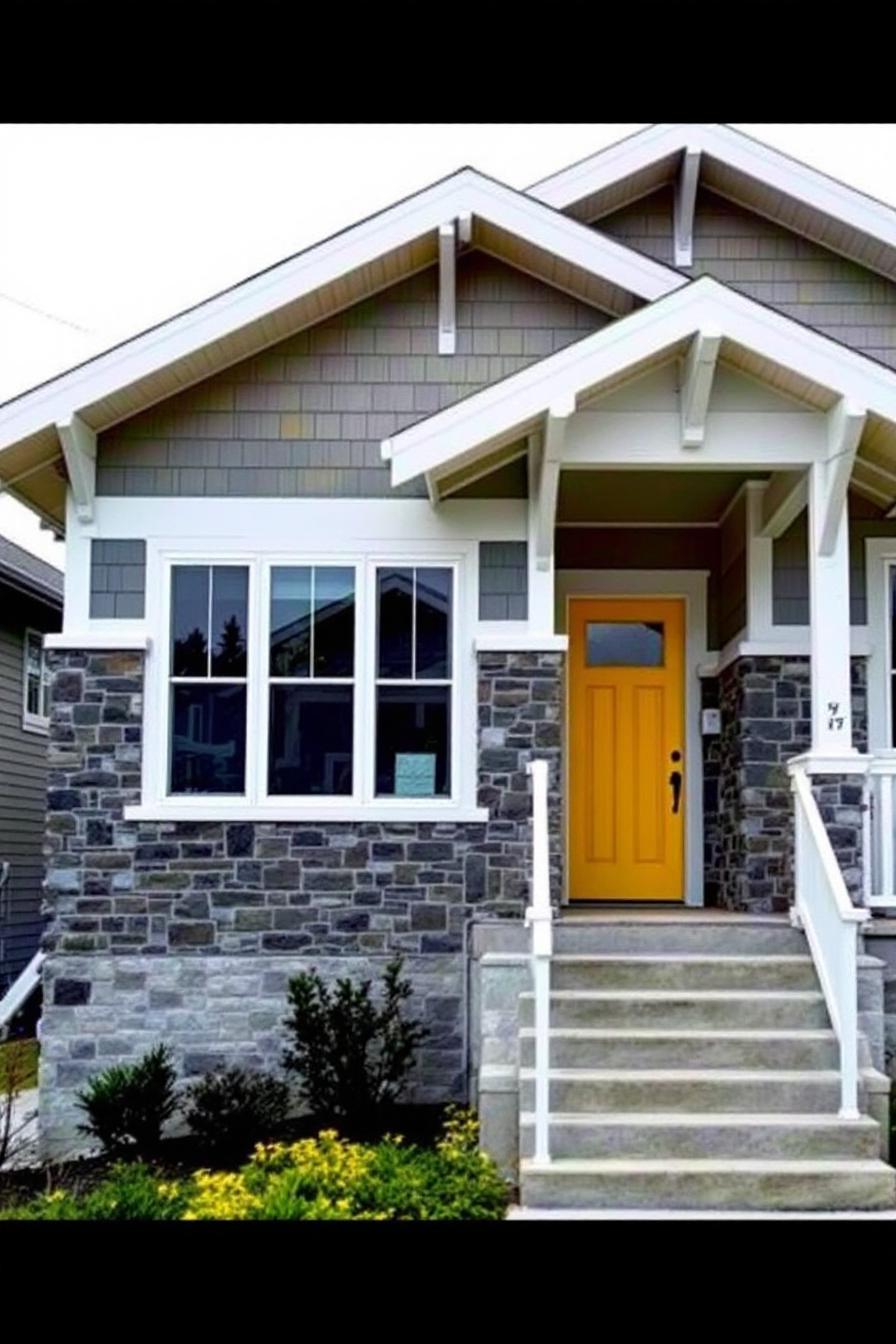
806, 456, 858, 759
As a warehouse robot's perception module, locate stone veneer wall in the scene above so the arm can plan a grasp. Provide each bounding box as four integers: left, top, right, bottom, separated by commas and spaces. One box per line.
716, 656, 867, 911
39, 647, 563, 1153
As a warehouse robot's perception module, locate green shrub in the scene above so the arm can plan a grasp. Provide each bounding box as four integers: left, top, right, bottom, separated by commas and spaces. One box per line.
1, 1163, 189, 1221
282, 957, 428, 1132
182, 1067, 291, 1160
76, 1045, 178, 1157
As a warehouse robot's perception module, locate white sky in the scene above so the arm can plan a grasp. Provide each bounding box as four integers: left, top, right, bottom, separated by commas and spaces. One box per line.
3, 122, 896, 570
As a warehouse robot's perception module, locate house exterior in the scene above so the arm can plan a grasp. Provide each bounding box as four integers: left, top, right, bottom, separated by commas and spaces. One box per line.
0, 537, 63, 994
3, 123, 896, 1208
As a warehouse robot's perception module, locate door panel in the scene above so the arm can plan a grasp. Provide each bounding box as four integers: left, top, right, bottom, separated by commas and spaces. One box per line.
569, 597, 685, 901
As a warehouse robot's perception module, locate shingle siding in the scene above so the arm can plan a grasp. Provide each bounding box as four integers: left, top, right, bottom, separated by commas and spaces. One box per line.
0, 588, 61, 990
96, 252, 609, 499
599, 185, 896, 368
772, 507, 896, 626
89, 540, 146, 619
479, 541, 528, 620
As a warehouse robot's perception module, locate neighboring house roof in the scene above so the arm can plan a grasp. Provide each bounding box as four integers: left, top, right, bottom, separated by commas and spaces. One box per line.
0, 167, 686, 533
528, 124, 896, 284
383, 275, 896, 495
0, 534, 64, 608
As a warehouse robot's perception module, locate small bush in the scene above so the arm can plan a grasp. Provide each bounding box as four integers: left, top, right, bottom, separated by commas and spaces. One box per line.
76, 1045, 178, 1157
182, 1067, 291, 1160
282, 957, 428, 1133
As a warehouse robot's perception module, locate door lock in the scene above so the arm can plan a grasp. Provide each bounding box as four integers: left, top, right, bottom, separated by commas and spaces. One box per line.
669, 749, 682, 815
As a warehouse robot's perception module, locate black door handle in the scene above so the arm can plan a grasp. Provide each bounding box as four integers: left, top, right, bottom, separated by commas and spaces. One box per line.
669, 770, 682, 814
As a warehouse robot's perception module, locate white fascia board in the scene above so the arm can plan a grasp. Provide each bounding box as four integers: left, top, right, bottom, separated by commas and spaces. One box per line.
529, 123, 896, 263
0, 172, 683, 456
385, 276, 896, 486
528, 123, 688, 207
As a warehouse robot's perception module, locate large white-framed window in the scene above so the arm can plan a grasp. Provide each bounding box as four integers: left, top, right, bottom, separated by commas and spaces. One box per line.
22, 627, 50, 733
134, 545, 480, 822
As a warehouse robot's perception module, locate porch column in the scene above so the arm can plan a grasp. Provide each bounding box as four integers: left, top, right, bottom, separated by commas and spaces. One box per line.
806, 451, 860, 761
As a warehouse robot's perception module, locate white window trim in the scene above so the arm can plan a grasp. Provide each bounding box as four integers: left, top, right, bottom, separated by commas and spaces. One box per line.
126, 538, 487, 824
22, 627, 49, 734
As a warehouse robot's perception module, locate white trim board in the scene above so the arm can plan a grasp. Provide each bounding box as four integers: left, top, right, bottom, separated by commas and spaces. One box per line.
555, 568, 708, 908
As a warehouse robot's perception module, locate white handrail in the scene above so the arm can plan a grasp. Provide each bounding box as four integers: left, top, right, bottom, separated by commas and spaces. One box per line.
0, 951, 44, 1033
788, 762, 868, 1118
524, 758, 553, 1164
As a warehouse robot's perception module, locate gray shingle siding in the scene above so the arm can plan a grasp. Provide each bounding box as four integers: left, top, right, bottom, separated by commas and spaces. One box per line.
89, 540, 146, 619
0, 587, 61, 990
598, 185, 896, 368
479, 541, 528, 620
96, 252, 609, 499
773, 508, 896, 626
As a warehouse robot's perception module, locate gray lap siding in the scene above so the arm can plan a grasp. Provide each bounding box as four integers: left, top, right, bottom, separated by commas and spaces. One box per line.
0, 590, 61, 990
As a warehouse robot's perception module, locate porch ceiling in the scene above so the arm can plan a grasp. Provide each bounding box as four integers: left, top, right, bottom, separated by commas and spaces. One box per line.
556, 469, 765, 524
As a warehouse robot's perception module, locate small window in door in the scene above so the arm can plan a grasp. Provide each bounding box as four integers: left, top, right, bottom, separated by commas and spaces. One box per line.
585, 621, 664, 667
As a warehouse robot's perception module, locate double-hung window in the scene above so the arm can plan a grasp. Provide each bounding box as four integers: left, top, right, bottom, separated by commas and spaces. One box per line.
23, 628, 50, 732
160, 556, 458, 810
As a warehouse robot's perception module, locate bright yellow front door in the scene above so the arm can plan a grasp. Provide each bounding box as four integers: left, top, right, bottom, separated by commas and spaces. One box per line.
569, 597, 685, 902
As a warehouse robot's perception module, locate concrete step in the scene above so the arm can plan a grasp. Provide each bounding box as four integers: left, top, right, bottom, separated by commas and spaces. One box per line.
519, 1067, 847, 1113
518, 1111, 883, 1161
519, 1156, 896, 1211
519, 989, 830, 1031
554, 916, 807, 957
519, 1027, 839, 1071
551, 954, 817, 992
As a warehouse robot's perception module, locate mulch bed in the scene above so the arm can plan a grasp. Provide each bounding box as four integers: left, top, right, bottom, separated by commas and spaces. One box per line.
0, 1104, 447, 1210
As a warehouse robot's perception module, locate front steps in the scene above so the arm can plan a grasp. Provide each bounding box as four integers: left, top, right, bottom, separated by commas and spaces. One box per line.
516, 915, 895, 1212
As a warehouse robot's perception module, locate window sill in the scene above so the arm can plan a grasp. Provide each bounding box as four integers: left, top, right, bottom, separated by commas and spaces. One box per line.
123, 802, 491, 824
22, 716, 49, 736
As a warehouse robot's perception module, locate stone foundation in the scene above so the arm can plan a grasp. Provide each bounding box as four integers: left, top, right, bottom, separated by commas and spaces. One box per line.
716, 656, 867, 910
39, 646, 564, 1155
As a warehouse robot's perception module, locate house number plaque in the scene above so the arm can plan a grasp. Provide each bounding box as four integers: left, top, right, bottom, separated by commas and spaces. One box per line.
827, 701, 844, 732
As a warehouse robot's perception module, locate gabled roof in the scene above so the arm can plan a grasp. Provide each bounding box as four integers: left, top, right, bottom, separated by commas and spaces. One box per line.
0, 166, 685, 532
0, 535, 64, 608
528, 124, 896, 283
382, 275, 896, 493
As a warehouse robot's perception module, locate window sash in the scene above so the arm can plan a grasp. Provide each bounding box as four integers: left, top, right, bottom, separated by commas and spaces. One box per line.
373, 564, 454, 800
264, 563, 358, 800
157, 553, 461, 809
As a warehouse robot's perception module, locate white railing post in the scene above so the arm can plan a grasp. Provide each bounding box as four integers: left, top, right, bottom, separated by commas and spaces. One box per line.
525, 758, 553, 1165
879, 767, 894, 900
